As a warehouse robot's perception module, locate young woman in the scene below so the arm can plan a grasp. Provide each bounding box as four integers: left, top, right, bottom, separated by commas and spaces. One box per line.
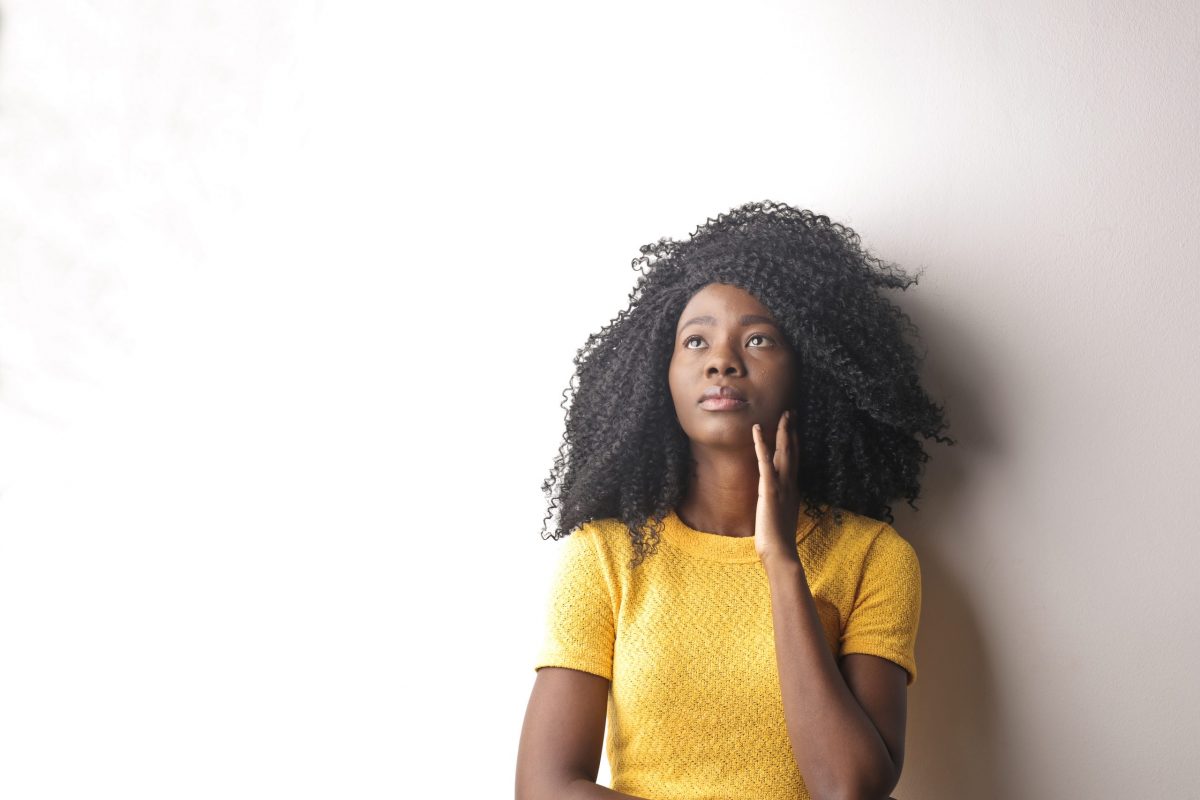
515, 201, 955, 800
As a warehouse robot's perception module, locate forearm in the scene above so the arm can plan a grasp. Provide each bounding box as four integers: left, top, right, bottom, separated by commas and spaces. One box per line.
765, 556, 896, 800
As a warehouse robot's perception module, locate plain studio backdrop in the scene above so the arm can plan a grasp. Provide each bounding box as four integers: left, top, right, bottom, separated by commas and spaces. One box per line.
0, 1, 1196, 797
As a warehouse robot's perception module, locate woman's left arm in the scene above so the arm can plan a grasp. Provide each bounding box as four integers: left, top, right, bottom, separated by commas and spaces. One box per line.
764, 557, 907, 800
751, 414, 907, 800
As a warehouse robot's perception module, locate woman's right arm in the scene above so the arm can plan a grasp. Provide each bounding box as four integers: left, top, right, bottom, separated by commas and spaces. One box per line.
515, 666, 649, 800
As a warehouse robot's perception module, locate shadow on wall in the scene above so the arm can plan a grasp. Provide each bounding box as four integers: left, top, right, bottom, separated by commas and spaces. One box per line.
892, 292, 1009, 800
904, 546, 1006, 799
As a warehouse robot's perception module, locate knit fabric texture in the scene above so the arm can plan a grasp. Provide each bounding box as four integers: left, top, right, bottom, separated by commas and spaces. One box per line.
534, 506, 921, 800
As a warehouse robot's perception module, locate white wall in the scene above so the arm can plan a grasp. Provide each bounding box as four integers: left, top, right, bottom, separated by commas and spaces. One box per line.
0, 1, 1196, 797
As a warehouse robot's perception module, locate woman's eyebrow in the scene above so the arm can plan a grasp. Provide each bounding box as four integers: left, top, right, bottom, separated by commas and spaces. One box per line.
678, 313, 778, 332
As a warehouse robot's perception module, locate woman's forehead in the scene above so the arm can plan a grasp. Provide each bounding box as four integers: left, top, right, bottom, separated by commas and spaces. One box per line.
676, 283, 776, 329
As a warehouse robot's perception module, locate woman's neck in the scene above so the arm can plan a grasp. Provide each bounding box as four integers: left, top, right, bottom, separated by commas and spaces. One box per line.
676, 445, 760, 538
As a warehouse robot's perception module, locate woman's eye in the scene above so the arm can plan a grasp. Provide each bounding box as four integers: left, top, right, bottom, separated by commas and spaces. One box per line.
683, 334, 773, 349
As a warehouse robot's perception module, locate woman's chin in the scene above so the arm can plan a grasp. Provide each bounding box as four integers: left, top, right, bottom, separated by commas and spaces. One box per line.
689, 422, 759, 448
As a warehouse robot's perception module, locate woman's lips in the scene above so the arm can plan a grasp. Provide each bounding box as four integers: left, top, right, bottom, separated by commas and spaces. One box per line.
699, 398, 749, 411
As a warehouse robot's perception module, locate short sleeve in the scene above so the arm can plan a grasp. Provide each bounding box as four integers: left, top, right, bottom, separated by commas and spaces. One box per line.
839, 525, 922, 686
533, 525, 616, 682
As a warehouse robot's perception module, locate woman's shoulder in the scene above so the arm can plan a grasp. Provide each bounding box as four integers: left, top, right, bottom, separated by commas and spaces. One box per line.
815, 509, 921, 601
558, 517, 626, 557
573, 517, 637, 552
567, 515, 665, 569
818, 507, 915, 562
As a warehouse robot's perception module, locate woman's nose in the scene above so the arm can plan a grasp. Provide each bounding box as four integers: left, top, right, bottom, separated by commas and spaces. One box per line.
706, 340, 745, 376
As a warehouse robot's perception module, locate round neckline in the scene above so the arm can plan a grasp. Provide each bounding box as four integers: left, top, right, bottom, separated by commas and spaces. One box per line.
659, 505, 826, 563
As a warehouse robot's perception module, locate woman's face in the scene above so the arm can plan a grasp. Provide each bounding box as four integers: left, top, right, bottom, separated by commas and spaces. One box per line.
667, 282, 797, 449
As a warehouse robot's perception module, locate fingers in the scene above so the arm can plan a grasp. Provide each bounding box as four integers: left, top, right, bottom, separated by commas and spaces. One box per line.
774, 410, 789, 475
755, 411, 800, 481
752, 422, 775, 481
791, 412, 801, 470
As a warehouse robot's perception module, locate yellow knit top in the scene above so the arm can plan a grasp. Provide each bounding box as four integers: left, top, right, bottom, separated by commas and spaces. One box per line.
533, 506, 921, 800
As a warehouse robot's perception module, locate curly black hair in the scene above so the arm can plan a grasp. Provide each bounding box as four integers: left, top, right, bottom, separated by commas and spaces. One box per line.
540, 200, 956, 567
